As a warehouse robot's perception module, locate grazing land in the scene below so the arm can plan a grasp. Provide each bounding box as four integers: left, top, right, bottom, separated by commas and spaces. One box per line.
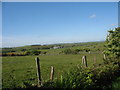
2, 2, 119, 89
2, 42, 105, 88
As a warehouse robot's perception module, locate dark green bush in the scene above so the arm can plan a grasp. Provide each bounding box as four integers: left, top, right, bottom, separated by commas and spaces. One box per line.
31, 50, 41, 55
104, 27, 120, 59
41, 66, 94, 89
41, 62, 120, 89
62, 49, 79, 54
91, 63, 120, 89
62, 49, 73, 54
24, 51, 31, 55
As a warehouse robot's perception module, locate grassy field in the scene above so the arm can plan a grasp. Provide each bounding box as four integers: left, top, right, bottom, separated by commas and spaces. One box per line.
2, 53, 104, 88
2, 42, 106, 88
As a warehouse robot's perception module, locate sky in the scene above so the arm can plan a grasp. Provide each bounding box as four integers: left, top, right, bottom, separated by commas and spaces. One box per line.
2, 2, 118, 47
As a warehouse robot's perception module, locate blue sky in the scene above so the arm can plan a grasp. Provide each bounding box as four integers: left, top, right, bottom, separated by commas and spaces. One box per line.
2, 2, 118, 47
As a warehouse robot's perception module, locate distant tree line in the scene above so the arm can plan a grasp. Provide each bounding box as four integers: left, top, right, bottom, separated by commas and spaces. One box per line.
1, 50, 47, 56
61, 48, 91, 54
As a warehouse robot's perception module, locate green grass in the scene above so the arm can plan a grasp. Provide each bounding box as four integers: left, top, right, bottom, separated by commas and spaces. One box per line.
2, 53, 104, 88
2, 41, 105, 88
112, 77, 120, 89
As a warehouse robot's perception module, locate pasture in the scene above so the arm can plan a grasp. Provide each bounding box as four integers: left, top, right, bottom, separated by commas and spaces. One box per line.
2, 53, 104, 88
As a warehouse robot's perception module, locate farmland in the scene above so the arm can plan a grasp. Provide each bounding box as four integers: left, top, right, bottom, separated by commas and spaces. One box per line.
2, 42, 105, 89
2, 2, 120, 89
2, 38, 120, 89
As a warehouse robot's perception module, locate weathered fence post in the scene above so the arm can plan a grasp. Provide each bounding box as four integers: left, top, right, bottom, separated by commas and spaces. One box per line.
103, 54, 106, 60
84, 56, 88, 67
93, 56, 96, 67
82, 56, 88, 67
82, 56, 85, 65
50, 66, 54, 81
35, 57, 42, 87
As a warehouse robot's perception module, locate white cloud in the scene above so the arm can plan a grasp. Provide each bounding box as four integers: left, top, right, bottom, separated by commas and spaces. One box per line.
89, 14, 96, 18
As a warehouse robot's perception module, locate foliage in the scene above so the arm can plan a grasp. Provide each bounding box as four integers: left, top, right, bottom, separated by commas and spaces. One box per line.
1, 50, 47, 56
24, 51, 31, 55
42, 66, 94, 89
58, 67, 93, 89
42, 62, 120, 89
31, 50, 41, 55
2, 52, 27, 56
62, 49, 74, 54
91, 63, 120, 89
83, 48, 90, 52
104, 27, 120, 59
62, 48, 80, 54
111, 77, 120, 89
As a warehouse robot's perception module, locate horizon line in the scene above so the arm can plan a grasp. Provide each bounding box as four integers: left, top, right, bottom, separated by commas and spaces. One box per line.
2, 40, 105, 48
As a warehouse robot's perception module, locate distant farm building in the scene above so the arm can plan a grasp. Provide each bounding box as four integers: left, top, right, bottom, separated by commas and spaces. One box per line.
51, 46, 63, 49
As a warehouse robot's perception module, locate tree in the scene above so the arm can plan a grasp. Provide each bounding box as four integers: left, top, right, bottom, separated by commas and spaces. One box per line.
104, 27, 120, 60
32, 50, 41, 55
24, 51, 31, 55
63, 49, 72, 54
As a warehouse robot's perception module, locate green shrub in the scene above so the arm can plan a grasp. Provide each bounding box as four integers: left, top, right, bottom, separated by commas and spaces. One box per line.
63, 49, 72, 54
42, 66, 94, 89
112, 77, 120, 89
91, 63, 120, 89
62, 49, 79, 54
31, 50, 41, 55
104, 27, 120, 59
24, 51, 31, 55
61, 67, 93, 89
41, 62, 120, 89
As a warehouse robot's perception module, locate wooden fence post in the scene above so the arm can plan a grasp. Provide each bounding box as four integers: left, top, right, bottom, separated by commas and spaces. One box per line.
50, 66, 54, 81
35, 57, 42, 87
93, 56, 96, 67
84, 56, 88, 67
82, 56, 85, 65
103, 54, 106, 60
82, 56, 88, 67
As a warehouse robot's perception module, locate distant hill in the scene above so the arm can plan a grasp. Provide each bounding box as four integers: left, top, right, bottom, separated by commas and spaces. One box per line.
2, 41, 105, 54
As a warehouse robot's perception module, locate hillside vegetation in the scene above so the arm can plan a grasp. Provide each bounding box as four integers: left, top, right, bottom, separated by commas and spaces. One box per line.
1, 41, 105, 56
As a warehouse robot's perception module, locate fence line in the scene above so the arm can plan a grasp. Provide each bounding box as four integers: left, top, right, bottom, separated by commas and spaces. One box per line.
34, 55, 105, 86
